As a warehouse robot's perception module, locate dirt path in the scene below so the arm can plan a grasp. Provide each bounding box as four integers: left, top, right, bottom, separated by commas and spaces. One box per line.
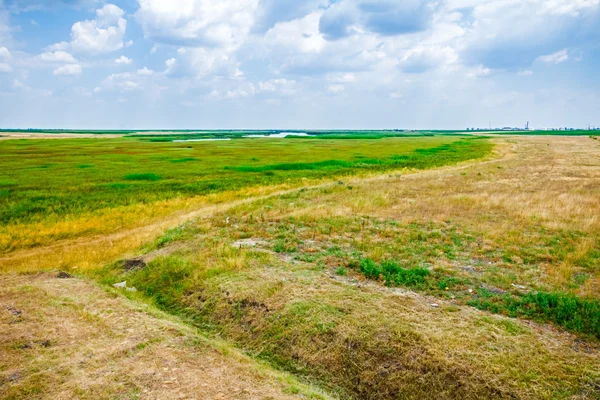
0, 273, 327, 399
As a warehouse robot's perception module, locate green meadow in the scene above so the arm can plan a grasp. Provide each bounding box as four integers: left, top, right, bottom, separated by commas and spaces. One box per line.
0, 136, 490, 252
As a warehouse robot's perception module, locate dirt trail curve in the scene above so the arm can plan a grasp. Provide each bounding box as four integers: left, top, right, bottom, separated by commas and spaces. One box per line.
0, 138, 515, 273
0, 273, 325, 399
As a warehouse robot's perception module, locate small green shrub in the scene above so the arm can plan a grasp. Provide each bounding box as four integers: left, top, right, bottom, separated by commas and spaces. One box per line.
359, 258, 382, 280
335, 266, 348, 276
124, 173, 162, 181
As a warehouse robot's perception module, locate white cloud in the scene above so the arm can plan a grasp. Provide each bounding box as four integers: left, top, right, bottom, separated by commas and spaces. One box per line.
0, 46, 10, 73
467, 65, 491, 78
38, 51, 77, 63
165, 57, 176, 73
135, 0, 259, 50
264, 12, 326, 54
13, 79, 28, 89
99, 69, 156, 93
0, 46, 11, 59
115, 55, 133, 64
257, 78, 296, 95
328, 73, 357, 83
150, 45, 158, 54
137, 67, 154, 76
209, 78, 297, 100
538, 49, 569, 64
458, 0, 599, 68
48, 4, 128, 55
46, 42, 70, 52
53, 64, 83, 76
328, 84, 345, 94
398, 45, 458, 73
519, 70, 534, 76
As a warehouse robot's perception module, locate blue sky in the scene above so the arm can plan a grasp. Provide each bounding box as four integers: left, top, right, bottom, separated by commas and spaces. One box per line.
0, 0, 598, 129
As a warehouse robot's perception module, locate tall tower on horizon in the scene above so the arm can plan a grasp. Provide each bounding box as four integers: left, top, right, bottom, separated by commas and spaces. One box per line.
525, 121, 529, 130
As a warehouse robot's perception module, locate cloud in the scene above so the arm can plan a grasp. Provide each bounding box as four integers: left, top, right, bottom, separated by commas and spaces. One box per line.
53, 63, 82, 76
0, 46, 11, 59
38, 50, 77, 63
538, 49, 569, 64
398, 45, 458, 73
209, 78, 297, 100
319, 0, 434, 40
137, 67, 153, 76
254, 0, 328, 32
71, 4, 127, 54
328, 72, 357, 83
328, 84, 345, 93
257, 78, 296, 95
264, 12, 326, 54
47, 4, 128, 55
135, 0, 259, 50
318, 2, 358, 40
0, 63, 12, 73
164, 57, 176, 73
115, 55, 132, 64
459, 0, 600, 69
99, 71, 149, 92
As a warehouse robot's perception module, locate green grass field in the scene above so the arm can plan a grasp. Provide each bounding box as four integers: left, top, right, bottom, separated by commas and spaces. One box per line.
0, 136, 490, 252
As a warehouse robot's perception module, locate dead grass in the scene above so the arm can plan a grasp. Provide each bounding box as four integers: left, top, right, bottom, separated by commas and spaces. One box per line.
100, 135, 600, 398
0, 273, 330, 400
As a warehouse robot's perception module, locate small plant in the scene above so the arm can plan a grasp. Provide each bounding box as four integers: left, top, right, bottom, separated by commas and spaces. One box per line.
335, 266, 347, 276
359, 258, 382, 280
124, 173, 162, 181
273, 240, 296, 253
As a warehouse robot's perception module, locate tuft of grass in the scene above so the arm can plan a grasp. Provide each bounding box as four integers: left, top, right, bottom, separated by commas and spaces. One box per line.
357, 258, 431, 288
170, 157, 197, 163
123, 173, 162, 181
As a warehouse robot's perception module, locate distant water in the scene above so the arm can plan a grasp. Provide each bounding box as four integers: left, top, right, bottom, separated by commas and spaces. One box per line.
244, 132, 311, 138
173, 138, 232, 142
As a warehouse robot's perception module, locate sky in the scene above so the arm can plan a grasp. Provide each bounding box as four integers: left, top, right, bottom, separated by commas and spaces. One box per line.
0, 0, 598, 130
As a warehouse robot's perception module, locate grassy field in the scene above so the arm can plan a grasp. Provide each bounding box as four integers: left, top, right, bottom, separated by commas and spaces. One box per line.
1, 134, 599, 399
0, 136, 489, 257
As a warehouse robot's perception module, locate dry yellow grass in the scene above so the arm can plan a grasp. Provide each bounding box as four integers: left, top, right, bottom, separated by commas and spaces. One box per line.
0, 184, 298, 273
0, 273, 330, 399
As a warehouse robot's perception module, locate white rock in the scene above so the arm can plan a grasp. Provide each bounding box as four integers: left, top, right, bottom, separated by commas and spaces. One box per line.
113, 281, 127, 289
